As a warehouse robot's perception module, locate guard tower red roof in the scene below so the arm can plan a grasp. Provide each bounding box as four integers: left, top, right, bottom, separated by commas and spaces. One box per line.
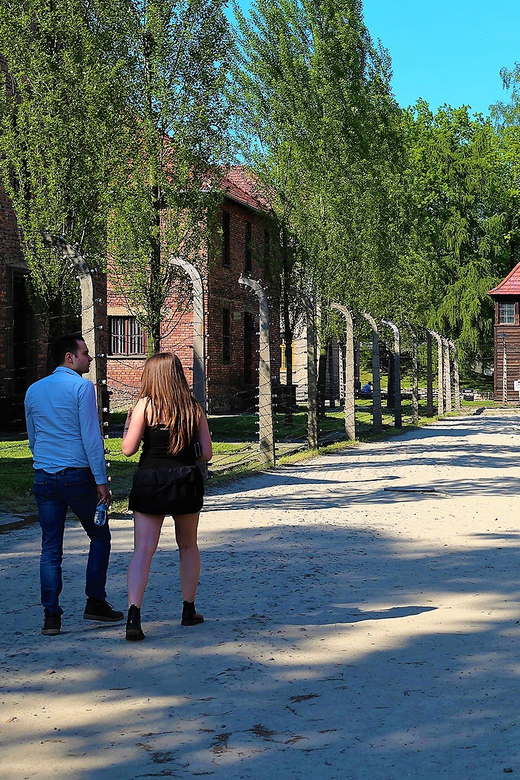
488, 262, 520, 296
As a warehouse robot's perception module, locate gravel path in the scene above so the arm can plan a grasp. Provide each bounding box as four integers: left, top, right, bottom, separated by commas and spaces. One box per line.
2, 410, 520, 779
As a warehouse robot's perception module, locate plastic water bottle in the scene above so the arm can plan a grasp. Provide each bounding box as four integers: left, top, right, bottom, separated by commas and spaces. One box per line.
94, 502, 107, 526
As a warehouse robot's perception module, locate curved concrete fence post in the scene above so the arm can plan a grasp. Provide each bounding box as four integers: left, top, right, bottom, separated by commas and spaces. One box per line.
442, 336, 452, 413
404, 321, 419, 425
449, 340, 461, 411
331, 303, 356, 440
382, 319, 402, 428
429, 330, 444, 416
360, 312, 382, 433
170, 256, 206, 413
302, 292, 319, 450
425, 330, 434, 417
43, 233, 103, 405
289, 287, 318, 449
238, 275, 275, 466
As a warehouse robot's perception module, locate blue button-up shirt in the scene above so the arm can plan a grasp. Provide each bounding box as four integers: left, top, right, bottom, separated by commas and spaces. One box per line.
24, 367, 107, 484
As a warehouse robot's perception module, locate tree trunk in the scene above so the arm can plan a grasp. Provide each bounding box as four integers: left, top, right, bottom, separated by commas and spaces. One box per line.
147, 179, 163, 354
426, 331, 434, 416
354, 338, 361, 394
144, 32, 163, 356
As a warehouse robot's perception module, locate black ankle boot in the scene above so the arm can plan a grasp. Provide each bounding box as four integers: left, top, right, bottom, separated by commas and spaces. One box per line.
126, 604, 145, 641
181, 600, 204, 626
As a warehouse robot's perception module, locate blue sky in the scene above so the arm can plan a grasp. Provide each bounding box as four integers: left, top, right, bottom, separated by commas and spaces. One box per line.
362, 0, 519, 115
234, 0, 519, 117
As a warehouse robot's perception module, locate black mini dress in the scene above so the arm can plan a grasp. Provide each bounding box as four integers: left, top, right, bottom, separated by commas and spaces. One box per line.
128, 425, 204, 516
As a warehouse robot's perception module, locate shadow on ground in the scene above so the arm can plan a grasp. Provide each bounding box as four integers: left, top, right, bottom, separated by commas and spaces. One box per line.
2, 501, 520, 778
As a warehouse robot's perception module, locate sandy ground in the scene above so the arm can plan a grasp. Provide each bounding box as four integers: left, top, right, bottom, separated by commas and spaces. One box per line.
2, 410, 520, 780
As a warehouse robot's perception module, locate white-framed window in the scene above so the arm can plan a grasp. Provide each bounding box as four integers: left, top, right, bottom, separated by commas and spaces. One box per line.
244, 221, 252, 272
222, 211, 231, 267
109, 316, 146, 355
498, 303, 515, 325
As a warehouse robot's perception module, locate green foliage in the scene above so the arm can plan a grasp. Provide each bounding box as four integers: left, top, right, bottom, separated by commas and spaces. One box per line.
0, 0, 128, 334
3, 0, 519, 369
108, 0, 232, 351
231, 0, 406, 340
403, 102, 512, 366
0, 0, 232, 348
230, 1, 520, 370
492, 64, 520, 273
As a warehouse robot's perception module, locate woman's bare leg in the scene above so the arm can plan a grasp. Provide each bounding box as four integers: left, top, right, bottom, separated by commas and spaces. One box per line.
127, 512, 164, 607
173, 513, 200, 602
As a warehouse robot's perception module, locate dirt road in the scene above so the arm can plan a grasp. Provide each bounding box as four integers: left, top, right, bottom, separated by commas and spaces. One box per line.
2, 410, 520, 779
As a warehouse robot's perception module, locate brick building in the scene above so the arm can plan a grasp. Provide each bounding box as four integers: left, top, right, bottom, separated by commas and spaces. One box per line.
0, 55, 48, 428
107, 166, 281, 413
0, 183, 46, 424
0, 46, 281, 419
0, 179, 68, 430
0, 159, 281, 417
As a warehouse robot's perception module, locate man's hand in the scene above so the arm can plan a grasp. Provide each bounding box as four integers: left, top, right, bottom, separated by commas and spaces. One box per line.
97, 483, 111, 508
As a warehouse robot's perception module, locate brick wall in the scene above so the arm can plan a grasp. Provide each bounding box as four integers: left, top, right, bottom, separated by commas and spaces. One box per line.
0, 187, 282, 419
0, 181, 47, 400
106, 195, 281, 413
106, 264, 198, 409
207, 198, 280, 412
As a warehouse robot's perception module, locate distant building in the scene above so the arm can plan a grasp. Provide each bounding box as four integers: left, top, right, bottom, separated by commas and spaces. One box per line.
0, 185, 46, 428
0, 166, 282, 424
0, 49, 282, 419
106, 167, 282, 413
488, 262, 520, 401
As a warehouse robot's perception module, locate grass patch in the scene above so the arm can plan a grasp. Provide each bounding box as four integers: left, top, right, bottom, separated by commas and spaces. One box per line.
0, 439, 36, 514
209, 409, 339, 442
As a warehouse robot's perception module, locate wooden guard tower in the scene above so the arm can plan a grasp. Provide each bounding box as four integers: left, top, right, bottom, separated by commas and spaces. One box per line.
488, 262, 520, 402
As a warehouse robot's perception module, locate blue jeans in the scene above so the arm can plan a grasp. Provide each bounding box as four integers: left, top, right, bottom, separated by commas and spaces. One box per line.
33, 468, 111, 615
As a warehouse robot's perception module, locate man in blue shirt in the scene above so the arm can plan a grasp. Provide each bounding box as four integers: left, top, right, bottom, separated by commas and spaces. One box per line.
25, 333, 123, 636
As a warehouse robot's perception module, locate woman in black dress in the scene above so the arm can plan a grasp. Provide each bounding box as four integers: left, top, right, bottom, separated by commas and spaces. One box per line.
122, 353, 212, 641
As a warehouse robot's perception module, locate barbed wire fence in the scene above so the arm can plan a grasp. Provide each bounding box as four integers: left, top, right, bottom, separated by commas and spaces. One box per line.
0, 265, 498, 490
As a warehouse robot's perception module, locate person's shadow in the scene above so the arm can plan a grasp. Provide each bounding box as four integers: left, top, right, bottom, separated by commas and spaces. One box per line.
286, 604, 438, 625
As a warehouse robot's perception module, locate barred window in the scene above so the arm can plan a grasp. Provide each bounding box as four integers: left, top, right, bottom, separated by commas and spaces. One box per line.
498, 303, 515, 325
222, 308, 231, 364
222, 211, 231, 267
263, 229, 270, 267
109, 316, 146, 355
244, 221, 252, 272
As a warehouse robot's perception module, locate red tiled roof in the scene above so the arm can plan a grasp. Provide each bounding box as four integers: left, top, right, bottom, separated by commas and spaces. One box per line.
221, 165, 272, 213
488, 262, 520, 296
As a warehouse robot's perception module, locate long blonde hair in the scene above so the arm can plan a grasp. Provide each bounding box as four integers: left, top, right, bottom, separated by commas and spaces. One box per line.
138, 353, 200, 456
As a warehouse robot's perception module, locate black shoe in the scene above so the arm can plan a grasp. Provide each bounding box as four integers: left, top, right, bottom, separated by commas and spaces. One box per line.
181, 600, 204, 626
83, 597, 124, 622
42, 611, 61, 636
126, 604, 145, 641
